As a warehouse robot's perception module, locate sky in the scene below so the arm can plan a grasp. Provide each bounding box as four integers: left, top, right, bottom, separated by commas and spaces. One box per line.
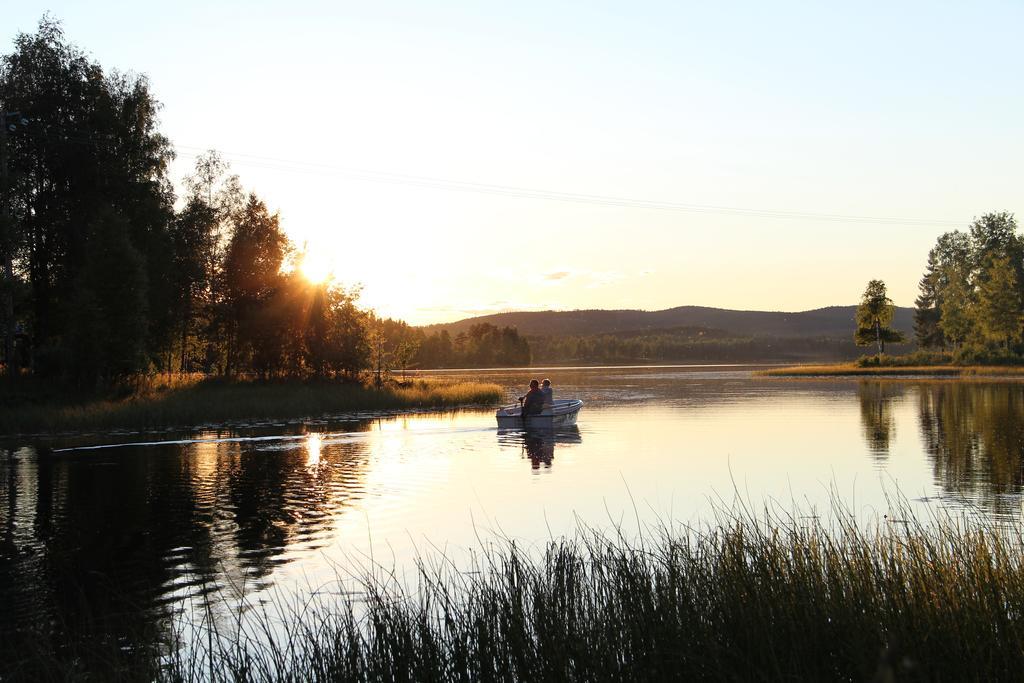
5, 1, 1023, 324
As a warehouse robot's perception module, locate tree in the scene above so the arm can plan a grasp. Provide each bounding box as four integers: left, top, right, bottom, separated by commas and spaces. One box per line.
367, 321, 388, 387
939, 266, 973, 349
416, 330, 453, 367
975, 256, 1022, 349
1, 17, 174, 377
169, 197, 217, 372
393, 340, 419, 381
855, 280, 905, 355
918, 213, 1024, 354
931, 230, 973, 303
1, 20, 387, 387
914, 248, 945, 349
66, 209, 149, 384
220, 194, 289, 375
969, 212, 1021, 284
304, 283, 332, 378
302, 283, 368, 378
173, 151, 243, 373
327, 291, 369, 378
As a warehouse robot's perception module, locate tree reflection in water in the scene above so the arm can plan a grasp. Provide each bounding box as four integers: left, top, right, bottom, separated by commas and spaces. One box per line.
917, 382, 1024, 513
0, 422, 374, 679
857, 381, 1024, 513
857, 381, 904, 460
498, 426, 582, 472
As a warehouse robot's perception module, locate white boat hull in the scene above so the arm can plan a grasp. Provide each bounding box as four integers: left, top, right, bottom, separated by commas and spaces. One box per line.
496, 399, 583, 428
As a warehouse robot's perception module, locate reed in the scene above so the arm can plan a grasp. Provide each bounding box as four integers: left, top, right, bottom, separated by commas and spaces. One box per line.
12, 500, 1024, 681
0, 377, 503, 435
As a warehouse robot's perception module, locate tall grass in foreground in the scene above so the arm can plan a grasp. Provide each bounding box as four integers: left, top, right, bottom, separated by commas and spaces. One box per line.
14, 501, 1024, 681
0, 378, 503, 435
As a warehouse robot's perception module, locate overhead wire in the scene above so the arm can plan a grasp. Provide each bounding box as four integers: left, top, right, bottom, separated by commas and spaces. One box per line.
8, 126, 968, 228
173, 144, 967, 227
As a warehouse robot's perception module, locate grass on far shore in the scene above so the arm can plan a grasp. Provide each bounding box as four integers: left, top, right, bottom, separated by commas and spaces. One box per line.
757, 363, 1024, 378
9, 499, 1024, 681
0, 374, 503, 436
759, 349, 1024, 378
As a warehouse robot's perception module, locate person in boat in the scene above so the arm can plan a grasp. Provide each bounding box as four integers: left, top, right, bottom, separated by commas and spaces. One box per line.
520, 379, 545, 416
540, 378, 553, 410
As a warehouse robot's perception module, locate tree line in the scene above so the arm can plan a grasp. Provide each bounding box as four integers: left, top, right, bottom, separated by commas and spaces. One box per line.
0, 19, 531, 385
373, 319, 531, 370
912, 212, 1023, 360
529, 328, 911, 364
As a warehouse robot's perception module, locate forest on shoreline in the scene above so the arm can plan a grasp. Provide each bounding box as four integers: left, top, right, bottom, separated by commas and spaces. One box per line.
526, 328, 911, 364
0, 20, 530, 390
912, 212, 1024, 363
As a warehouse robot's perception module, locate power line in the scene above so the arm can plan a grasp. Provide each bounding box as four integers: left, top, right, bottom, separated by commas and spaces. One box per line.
173, 145, 966, 228
8, 127, 969, 228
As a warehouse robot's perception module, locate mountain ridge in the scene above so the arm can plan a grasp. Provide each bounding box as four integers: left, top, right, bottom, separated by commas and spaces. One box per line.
421, 305, 916, 339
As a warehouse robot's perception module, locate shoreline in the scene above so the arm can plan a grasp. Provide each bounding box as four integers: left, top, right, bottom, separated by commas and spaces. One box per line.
757, 363, 1024, 378
0, 376, 503, 437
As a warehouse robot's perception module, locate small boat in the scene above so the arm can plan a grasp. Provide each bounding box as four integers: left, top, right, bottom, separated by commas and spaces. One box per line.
495, 399, 584, 428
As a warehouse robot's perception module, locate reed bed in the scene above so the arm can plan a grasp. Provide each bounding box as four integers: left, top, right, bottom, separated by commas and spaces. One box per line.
0, 377, 503, 435
11, 501, 1024, 681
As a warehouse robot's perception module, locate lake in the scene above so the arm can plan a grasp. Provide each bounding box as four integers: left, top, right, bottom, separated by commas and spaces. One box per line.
3, 365, 1024, 663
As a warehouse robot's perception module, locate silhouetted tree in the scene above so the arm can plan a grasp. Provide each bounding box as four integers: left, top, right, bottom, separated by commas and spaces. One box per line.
220, 195, 288, 375
66, 209, 148, 384
169, 197, 217, 372
0, 17, 173, 379
0, 20, 385, 387
301, 283, 368, 378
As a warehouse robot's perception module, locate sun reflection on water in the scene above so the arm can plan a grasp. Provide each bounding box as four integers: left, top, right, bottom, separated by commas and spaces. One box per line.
305, 432, 322, 469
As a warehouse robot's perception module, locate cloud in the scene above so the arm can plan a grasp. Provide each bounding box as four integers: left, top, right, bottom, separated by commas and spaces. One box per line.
543, 271, 572, 281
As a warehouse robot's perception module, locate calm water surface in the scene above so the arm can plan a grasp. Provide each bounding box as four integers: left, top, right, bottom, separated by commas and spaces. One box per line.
3, 365, 1024, 658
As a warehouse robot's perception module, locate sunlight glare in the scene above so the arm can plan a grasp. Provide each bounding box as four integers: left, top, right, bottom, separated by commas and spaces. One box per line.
305, 432, 323, 469
300, 251, 334, 285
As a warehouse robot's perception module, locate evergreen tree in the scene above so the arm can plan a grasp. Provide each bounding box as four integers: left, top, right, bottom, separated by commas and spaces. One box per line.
975, 256, 1022, 349
914, 249, 945, 349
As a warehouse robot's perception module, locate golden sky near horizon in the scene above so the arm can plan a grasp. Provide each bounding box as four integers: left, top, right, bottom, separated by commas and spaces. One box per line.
9, 1, 1022, 324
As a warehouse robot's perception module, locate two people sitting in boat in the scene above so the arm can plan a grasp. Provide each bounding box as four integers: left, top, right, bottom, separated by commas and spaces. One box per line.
520, 378, 553, 416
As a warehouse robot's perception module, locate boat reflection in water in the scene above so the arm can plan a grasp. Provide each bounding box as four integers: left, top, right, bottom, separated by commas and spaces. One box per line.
497, 426, 582, 471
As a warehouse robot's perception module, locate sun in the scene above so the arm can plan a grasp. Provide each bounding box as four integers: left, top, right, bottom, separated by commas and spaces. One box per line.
299, 251, 333, 285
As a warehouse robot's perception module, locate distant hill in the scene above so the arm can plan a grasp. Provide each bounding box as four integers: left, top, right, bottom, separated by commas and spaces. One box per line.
423, 305, 915, 339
